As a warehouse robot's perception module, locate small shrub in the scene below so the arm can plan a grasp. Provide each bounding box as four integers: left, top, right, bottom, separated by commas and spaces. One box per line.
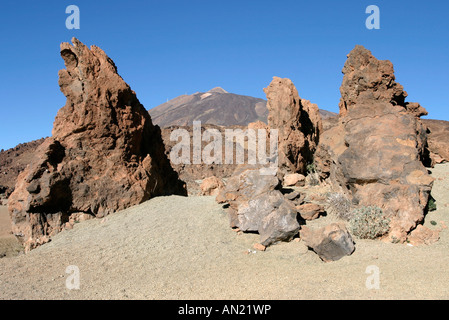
326, 192, 353, 221
306, 163, 316, 174
427, 197, 437, 212
349, 206, 390, 239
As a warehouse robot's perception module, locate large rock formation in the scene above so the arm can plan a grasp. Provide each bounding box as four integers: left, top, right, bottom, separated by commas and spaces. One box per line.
8, 38, 186, 251
264, 77, 322, 175
316, 45, 434, 242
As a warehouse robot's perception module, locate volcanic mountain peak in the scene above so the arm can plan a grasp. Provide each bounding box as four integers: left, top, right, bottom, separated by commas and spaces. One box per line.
207, 87, 228, 94
149, 88, 268, 127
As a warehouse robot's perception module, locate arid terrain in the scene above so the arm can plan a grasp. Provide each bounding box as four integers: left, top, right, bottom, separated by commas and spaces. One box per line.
0, 163, 448, 300
1, 39, 448, 301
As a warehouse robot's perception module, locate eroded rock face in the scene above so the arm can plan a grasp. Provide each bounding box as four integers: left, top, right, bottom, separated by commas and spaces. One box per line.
422, 119, 449, 164
315, 45, 433, 242
8, 38, 186, 251
264, 77, 322, 175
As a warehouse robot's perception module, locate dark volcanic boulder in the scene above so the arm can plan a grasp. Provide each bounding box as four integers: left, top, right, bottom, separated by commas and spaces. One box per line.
216, 168, 300, 247
301, 223, 355, 262
8, 38, 186, 251
315, 45, 434, 242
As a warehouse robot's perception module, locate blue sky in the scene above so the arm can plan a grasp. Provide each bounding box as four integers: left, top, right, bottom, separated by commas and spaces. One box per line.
0, 0, 448, 150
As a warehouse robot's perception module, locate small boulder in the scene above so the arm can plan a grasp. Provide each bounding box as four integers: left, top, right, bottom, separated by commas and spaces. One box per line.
296, 203, 325, 221
300, 223, 355, 262
283, 190, 305, 205
253, 243, 266, 251
407, 225, 439, 246
200, 176, 224, 196
283, 173, 306, 187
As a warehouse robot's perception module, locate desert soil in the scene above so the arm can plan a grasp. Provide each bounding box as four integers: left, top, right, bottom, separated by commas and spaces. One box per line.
0, 164, 448, 300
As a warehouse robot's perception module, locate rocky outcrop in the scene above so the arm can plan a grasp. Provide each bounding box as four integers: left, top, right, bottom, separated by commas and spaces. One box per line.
8, 38, 186, 251
315, 45, 434, 243
422, 119, 449, 164
0, 138, 46, 198
264, 77, 322, 175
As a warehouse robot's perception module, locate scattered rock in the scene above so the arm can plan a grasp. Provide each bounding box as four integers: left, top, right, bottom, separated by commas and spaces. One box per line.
283, 173, 306, 187
407, 225, 439, 246
300, 223, 355, 262
200, 176, 224, 196
253, 243, 266, 251
296, 203, 325, 221
282, 190, 305, 205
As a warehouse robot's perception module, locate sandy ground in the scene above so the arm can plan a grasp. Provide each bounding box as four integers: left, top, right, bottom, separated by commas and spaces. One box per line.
0, 164, 448, 300
0, 205, 22, 258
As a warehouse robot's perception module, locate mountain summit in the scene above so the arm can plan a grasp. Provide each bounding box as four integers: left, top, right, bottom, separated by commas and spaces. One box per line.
207, 87, 228, 94
149, 88, 268, 127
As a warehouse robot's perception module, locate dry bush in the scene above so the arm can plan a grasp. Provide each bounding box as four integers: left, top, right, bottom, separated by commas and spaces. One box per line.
325, 192, 353, 221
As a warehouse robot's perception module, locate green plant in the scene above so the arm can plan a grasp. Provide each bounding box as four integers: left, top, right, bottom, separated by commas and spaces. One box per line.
306, 163, 316, 174
428, 197, 437, 212
349, 206, 390, 239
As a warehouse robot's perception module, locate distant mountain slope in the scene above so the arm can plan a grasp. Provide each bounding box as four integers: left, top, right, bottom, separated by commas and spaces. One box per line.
149, 87, 338, 128
149, 87, 268, 127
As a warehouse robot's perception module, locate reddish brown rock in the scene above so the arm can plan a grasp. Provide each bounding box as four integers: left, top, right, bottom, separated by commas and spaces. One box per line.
253, 243, 266, 251
264, 77, 322, 175
200, 176, 224, 196
0, 138, 46, 198
407, 225, 439, 246
247, 120, 269, 131
296, 203, 325, 221
8, 38, 186, 251
283, 173, 306, 187
316, 45, 434, 243
422, 119, 449, 164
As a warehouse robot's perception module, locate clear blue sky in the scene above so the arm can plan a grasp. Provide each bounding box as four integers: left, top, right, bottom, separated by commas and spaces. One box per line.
0, 0, 448, 150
